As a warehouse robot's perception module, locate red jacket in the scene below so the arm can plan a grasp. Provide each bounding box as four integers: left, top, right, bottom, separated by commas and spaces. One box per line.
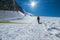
37, 16, 40, 20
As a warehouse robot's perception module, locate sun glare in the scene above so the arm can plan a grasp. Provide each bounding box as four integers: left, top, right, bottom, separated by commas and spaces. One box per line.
30, 1, 36, 7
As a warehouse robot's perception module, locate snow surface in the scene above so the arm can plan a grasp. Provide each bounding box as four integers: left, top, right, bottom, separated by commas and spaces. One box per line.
0, 10, 24, 20
0, 16, 60, 40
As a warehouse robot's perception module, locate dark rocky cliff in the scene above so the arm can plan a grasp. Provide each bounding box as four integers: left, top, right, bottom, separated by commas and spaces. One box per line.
0, 0, 24, 13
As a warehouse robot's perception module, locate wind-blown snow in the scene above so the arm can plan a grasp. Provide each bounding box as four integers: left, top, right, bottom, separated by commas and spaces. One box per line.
0, 16, 60, 40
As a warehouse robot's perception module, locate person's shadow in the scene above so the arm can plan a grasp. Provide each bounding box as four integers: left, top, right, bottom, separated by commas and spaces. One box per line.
38, 22, 42, 24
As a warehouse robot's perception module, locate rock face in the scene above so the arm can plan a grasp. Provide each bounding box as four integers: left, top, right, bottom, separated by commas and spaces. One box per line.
0, 0, 24, 13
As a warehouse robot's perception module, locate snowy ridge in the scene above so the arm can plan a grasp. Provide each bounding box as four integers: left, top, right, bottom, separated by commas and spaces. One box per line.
0, 16, 60, 40
0, 10, 24, 20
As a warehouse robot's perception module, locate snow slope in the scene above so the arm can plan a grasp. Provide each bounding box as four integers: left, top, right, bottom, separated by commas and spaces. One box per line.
0, 10, 24, 20
0, 16, 60, 40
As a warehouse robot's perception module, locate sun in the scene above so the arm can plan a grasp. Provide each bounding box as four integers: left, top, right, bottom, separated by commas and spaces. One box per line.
30, 1, 36, 7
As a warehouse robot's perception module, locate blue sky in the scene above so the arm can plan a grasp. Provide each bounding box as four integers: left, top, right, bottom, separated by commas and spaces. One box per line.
16, 0, 60, 17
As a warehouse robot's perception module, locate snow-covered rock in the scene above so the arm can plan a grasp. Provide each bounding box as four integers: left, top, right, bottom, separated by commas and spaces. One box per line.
0, 10, 24, 20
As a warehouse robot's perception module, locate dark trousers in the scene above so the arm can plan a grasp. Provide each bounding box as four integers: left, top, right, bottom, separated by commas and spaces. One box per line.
38, 20, 40, 24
